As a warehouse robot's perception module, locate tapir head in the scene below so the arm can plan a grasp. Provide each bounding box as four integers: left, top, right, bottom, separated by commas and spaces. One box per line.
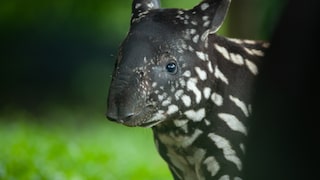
106, 0, 231, 127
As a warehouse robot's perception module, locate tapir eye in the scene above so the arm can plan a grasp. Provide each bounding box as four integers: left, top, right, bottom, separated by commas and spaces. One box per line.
166, 61, 178, 74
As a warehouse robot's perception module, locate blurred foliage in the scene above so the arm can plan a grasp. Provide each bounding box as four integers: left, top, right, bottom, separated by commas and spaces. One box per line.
0, 110, 171, 180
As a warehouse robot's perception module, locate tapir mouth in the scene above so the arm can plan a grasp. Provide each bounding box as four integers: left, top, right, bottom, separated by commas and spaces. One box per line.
107, 104, 163, 128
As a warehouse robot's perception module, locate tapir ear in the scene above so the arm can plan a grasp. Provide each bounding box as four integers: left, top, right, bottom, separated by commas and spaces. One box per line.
192, 0, 231, 33
131, 0, 160, 23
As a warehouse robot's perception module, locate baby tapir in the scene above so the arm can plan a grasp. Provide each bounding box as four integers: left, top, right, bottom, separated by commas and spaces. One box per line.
106, 0, 269, 179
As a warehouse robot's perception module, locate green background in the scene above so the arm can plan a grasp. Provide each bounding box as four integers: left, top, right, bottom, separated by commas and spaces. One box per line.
0, 0, 285, 179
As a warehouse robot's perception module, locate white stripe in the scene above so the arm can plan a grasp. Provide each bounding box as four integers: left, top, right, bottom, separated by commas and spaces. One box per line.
208, 133, 242, 171
245, 59, 258, 75
196, 51, 207, 61
214, 44, 230, 60
214, 66, 229, 84
240, 143, 246, 154
244, 47, 264, 56
207, 61, 214, 73
187, 78, 202, 104
229, 95, 249, 117
229, 53, 244, 65
227, 38, 243, 44
218, 113, 247, 135
195, 67, 207, 81
243, 39, 257, 44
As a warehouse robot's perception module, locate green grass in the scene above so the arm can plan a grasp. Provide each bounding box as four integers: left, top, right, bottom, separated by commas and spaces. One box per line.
0, 109, 172, 180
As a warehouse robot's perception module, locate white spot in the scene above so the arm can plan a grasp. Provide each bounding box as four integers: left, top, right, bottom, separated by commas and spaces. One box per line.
214, 66, 229, 84
195, 67, 207, 81
161, 97, 172, 106
187, 78, 202, 104
211, 92, 223, 106
203, 21, 210, 27
218, 175, 230, 180
178, 39, 188, 50
173, 119, 188, 127
229, 95, 249, 117
174, 89, 184, 100
158, 94, 165, 101
179, 78, 186, 87
200, 3, 210, 11
203, 156, 220, 177
177, 10, 184, 15
214, 44, 230, 60
196, 51, 207, 61
245, 59, 258, 75
192, 34, 200, 43
183, 70, 191, 77
184, 108, 206, 122
135, 3, 142, 9
202, 16, 209, 21
218, 113, 247, 135
170, 86, 176, 93
190, 29, 196, 34
208, 133, 242, 171
181, 95, 192, 107
201, 29, 210, 41
152, 82, 157, 88
188, 45, 194, 52
191, 20, 198, 25
229, 53, 244, 65
167, 104, 179, 115
203, 87, 211, 99
147, 2, 154, 8
204, 119, 211, 126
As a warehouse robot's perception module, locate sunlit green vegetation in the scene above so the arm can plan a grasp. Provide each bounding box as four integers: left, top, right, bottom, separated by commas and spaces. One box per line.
0, 109, 172, 180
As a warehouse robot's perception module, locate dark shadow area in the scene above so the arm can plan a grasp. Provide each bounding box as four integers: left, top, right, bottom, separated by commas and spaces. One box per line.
244, 0, 319, 179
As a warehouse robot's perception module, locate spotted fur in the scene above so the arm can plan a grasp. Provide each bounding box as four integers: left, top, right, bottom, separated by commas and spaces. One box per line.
106, 0, 269, 179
